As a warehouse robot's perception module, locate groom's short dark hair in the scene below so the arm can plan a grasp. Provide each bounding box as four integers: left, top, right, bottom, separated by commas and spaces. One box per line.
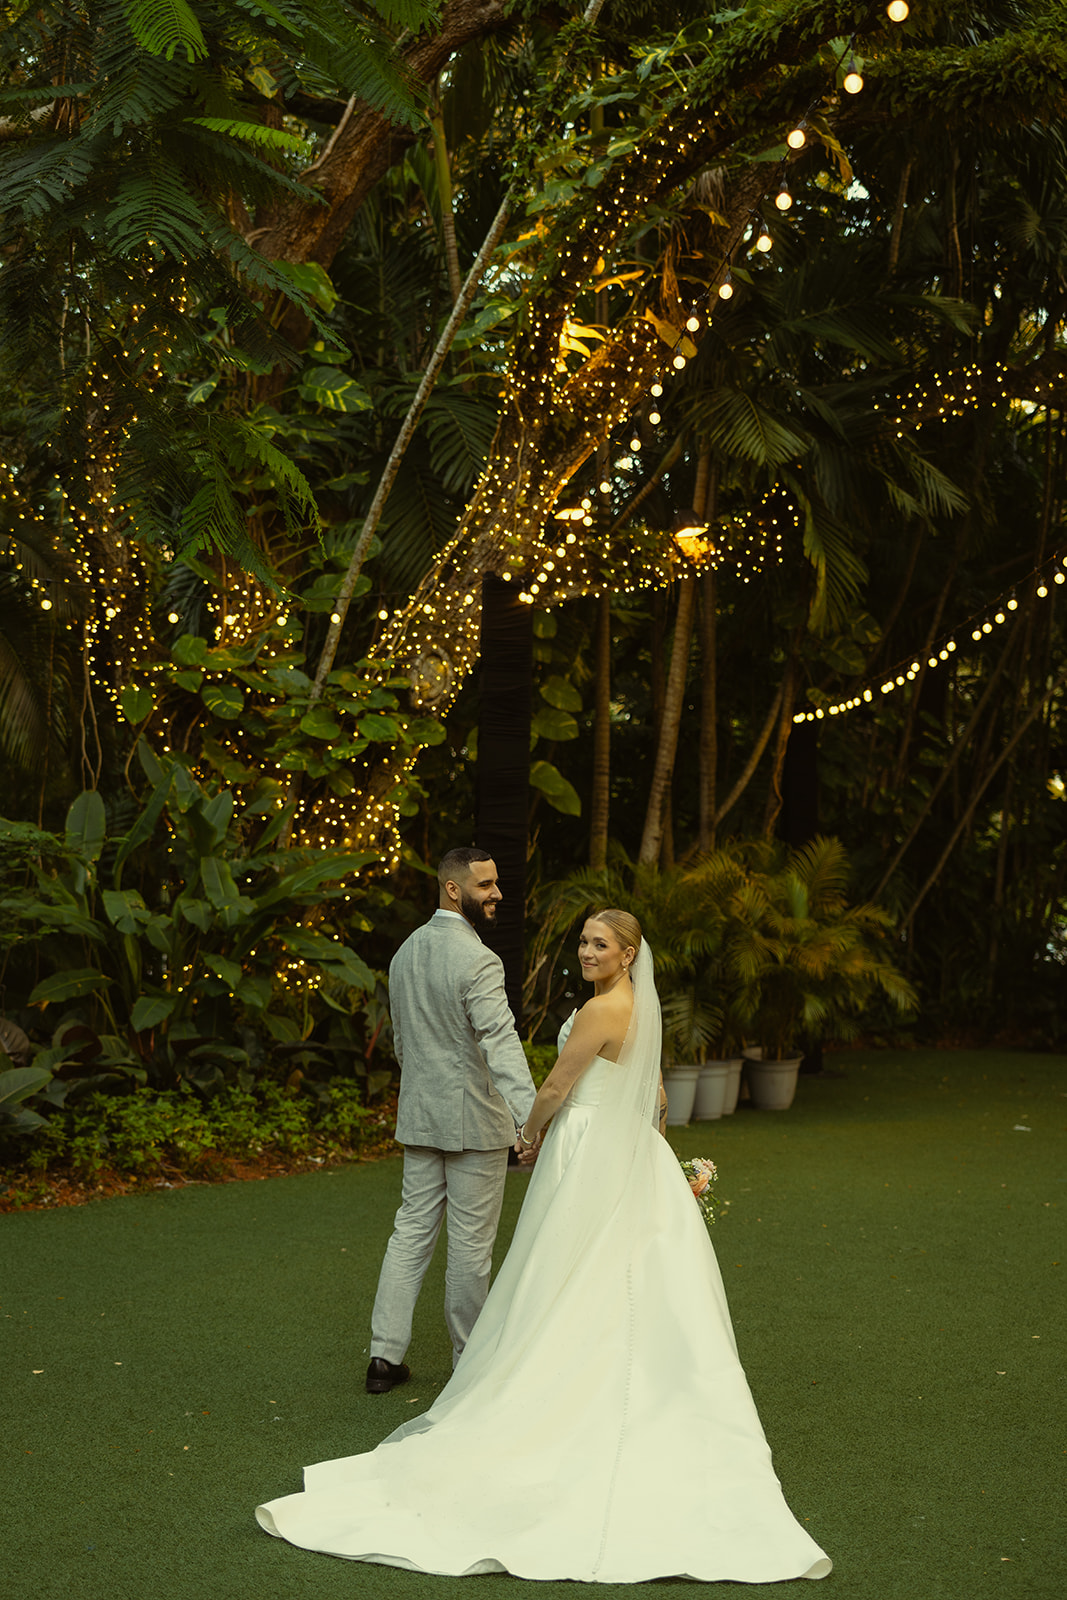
438, 846, 492, 887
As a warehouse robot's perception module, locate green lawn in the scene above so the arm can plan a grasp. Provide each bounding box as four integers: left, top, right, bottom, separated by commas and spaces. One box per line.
3, 1047, 1064, 1600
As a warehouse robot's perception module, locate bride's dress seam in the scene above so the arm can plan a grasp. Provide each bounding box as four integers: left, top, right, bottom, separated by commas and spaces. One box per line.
592, 1258, 635, 1580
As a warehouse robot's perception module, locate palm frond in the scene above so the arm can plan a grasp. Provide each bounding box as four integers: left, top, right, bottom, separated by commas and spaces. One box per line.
695, 387, 810, 468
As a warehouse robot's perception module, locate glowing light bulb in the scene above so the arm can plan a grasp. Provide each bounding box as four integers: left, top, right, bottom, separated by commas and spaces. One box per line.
755, 230, 773, 252
775, 187, 793, 211
40, 597, 52, 610
887, 1, 909, 19
329, 612, 342, 624
844, 68, 864, 94
786, 126, 806, 149
650, 382, 663, 397
718, 275, 734, 300
672, 354, 686, 369
167, 610, 180, 624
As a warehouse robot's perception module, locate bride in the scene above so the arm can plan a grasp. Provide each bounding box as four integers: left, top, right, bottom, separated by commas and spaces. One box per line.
256, 909, 831, 1583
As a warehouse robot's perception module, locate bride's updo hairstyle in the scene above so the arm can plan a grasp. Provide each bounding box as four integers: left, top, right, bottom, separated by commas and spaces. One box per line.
588, 908, 642, 962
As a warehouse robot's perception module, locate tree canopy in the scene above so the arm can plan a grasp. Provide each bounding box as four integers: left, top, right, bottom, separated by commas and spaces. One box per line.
2, 0, 1066, 1042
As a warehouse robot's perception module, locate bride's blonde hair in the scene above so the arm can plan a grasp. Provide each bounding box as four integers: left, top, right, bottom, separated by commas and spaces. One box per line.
587, 907, 642, 960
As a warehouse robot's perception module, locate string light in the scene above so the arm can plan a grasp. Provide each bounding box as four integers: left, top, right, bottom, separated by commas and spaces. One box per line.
887, 1, 909, 19
786, 125, 807, 150
794, 549, 1065, 723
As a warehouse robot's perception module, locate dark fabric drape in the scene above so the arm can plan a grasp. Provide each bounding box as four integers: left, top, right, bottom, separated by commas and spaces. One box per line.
780, 722, 819, 848
476, 575, 533, 1025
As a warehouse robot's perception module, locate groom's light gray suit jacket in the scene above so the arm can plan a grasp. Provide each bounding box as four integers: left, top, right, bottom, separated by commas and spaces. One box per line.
389, 911, 536, 1151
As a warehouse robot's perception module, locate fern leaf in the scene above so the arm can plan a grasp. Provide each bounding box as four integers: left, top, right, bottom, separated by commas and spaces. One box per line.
188, 118, 316, 160
120, 0, 207, 63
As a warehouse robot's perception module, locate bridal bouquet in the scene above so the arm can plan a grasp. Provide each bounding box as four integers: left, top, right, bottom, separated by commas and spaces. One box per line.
679, 1156, 719, 1229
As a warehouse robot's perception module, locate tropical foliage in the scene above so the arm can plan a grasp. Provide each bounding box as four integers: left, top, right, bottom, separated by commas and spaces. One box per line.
1, 0, 1066, 1156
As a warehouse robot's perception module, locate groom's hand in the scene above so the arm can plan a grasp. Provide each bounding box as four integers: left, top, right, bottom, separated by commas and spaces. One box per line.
514, 1133, 540, 1165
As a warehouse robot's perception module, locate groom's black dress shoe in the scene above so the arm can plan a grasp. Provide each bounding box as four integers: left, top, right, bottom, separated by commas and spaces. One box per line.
366, 1357, 411, 1394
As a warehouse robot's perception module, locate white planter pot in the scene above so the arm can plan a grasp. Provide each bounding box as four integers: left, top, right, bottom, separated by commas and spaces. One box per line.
746, 1056, 802, 1111
721, 1059, 743, 1115
693, 1061, 732, 1121
663, 1065, 700, 1126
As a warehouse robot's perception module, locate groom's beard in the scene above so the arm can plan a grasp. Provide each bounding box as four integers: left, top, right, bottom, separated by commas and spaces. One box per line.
460, 891, 497, 933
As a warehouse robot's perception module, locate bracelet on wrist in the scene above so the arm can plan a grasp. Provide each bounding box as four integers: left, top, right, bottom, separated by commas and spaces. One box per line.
519, 1123, 537, 1147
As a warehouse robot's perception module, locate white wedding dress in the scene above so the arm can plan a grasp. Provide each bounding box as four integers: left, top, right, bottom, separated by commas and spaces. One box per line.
256, 947, 831, 1583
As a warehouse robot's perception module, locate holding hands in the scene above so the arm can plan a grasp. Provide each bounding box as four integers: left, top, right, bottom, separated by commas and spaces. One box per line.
514, 1123, 541, 1166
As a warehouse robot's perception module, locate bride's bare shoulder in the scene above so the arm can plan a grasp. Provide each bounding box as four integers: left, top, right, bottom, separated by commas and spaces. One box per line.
573, 985, 633, 1054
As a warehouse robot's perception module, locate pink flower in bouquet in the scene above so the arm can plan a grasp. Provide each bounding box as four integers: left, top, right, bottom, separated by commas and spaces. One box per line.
689, 1173, 710, 1198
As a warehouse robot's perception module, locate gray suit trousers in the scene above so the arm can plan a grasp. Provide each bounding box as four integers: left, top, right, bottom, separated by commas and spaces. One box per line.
370, 1145, 509, 1367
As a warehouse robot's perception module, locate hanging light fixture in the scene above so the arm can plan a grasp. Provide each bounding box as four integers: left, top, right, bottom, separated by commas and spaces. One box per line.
671, 509, 715, 564
786, 124, 807, 150
775, 183, 793, 211
718, 271, 734, 300
843, 56, 864, 94
887, 1, 909, 20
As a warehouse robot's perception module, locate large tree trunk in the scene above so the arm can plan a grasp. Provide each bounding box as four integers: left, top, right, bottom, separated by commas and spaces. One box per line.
638, 575, 697, 867
247, 1, 511, 332
589, 591, 612, 870
475, 575, 533, 1025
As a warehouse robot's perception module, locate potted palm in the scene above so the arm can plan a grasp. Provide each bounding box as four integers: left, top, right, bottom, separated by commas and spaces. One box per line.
527, 849, 748, 1125
726, 837, 917, 1109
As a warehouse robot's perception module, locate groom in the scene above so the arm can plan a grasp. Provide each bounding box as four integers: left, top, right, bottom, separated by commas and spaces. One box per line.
365, 846, 537, 1394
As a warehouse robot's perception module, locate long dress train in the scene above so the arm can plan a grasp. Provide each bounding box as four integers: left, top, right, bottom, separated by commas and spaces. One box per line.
256, 951, 831, 1583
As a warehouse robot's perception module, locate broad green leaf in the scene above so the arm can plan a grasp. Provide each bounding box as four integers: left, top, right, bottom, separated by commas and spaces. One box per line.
300, 710, 342, 740
172, 634, 209, 667
404, 717, 447, 746
263, 1013, 302, 1043
275, 263, 340, 314
65, 790, 106, 861
186, 378, 218, 405
120, 685, 154, 724
202, 953, 243, 990
201, 681, 244, 720
172, 669, 204, 691
529, 760, 582, 816
177, 896, 212, 933
0, 1066, 53, 1110
540, 675, 583, 712
130, 994, 177, 1032
532, 706, 580, 742
201, 856, 241, 909
28, 968, 110, 1005
101, 888, 149, 933
200, 791, 235, 849
358, 713, 400, 740
299, 368, 373, 413
236, 973, 273, 1010
247, 63, 280, 97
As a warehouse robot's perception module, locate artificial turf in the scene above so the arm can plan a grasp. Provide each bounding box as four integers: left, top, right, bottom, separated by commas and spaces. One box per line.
3, 1046, 1064, 1600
